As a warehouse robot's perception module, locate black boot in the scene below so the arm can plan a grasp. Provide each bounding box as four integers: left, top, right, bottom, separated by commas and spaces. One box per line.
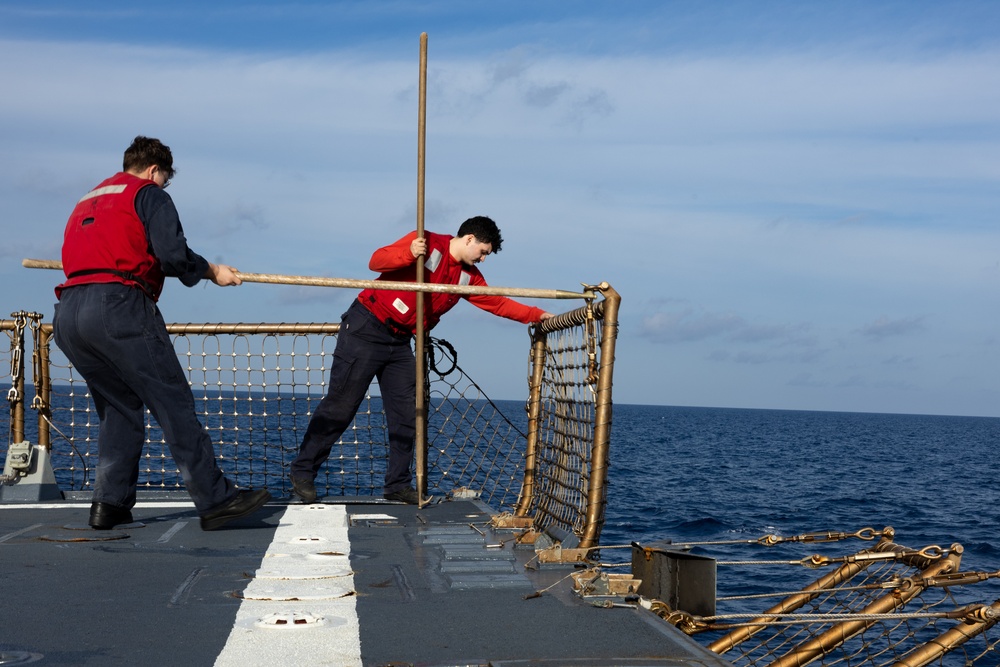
89, 502, 133, 530
200, 490, 272, 531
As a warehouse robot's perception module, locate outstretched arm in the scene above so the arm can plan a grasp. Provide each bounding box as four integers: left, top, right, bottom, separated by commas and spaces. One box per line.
467, 293, 552, 324
465, 269, 554, 323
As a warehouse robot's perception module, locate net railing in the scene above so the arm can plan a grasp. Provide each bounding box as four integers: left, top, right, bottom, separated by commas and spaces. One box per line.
514, 288, 618, 548
646, 527, 1000, 667
2, 287, 619, 542
529, 303, 605, 537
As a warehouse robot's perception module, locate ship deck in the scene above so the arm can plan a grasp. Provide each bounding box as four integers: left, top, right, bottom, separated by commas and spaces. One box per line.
1, 494, 730, 666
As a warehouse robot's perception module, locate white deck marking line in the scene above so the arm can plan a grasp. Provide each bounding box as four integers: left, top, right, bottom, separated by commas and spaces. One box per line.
0, 501, 198, 511
0, 523, 44, 543
213, 504, 362, 667
171, 566, 207, 605
157, 521, 189, 543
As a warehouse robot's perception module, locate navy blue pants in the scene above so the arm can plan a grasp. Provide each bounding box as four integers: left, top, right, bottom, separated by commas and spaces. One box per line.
53, 283, 236, 513
291, 300, 416, 494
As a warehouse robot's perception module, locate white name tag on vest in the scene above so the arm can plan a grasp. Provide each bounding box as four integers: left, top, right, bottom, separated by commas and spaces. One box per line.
425, 249, 442, 272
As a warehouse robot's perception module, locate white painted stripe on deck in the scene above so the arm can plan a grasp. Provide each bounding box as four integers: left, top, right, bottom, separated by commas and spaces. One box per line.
156, 521, 190, 543
0, 501, 198, 510
213, 504, 362, 667
0, 523, 44, 543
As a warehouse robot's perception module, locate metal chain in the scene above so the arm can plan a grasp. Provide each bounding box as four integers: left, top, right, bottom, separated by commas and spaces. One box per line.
28, 313, 46, 411
584, 296, 598, 387
7, 311, 27, 404
719, 545, 947, 569
665, 527, 884, 549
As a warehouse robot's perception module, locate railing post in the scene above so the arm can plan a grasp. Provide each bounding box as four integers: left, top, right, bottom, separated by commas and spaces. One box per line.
4, 316, 27, 444
580, 285, 619, 549
515, 327, 548, 517
34, 318, 52, 450
2, 313, 62, 501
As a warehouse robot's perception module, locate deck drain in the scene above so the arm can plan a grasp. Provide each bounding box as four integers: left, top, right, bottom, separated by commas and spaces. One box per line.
290, 535, 327, 544
254, 611, 328, 629
349, 513, 396, 527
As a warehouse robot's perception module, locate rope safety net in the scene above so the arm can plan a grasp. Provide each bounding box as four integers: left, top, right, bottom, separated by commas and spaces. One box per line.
2, 294, 615, 542
637, 527, 1000, 667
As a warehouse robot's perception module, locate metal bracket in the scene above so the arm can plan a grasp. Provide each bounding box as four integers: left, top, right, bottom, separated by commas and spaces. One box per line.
490, 512, 535, 530
572, 568, 643, 597
1, 441, 64, 501
537, 543, 593, 564
2, 441, 33, 480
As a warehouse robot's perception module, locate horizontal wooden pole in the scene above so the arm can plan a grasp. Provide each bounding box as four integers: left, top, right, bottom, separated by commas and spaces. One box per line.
22, 258, 593, 300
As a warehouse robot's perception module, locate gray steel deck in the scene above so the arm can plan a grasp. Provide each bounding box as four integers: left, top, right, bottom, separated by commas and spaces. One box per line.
1, 493, 731, 666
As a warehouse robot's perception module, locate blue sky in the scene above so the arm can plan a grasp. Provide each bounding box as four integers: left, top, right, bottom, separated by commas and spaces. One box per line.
2, 1, 999, 417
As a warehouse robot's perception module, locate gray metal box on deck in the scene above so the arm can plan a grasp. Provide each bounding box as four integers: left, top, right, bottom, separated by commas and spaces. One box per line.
631, 541, 717, 617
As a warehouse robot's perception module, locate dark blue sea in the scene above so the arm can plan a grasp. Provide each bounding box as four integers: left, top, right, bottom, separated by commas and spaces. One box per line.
602, 403, 1000, 659
604, 404, 1000, 558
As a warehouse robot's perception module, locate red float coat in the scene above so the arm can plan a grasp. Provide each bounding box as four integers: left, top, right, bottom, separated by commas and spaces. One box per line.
357, 231, 545, 333
56, 172, 166, 301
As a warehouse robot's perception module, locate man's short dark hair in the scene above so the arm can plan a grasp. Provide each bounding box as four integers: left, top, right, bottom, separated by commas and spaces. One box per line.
456, 216, 503, 253
123, 136, 175, 180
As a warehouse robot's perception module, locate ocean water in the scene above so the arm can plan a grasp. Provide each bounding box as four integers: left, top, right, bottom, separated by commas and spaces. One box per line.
602, 404, 1000, 663
604, 404, 1000, 560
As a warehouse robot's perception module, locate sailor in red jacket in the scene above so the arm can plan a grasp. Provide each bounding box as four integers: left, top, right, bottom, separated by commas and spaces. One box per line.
290, 216, 553, 504
53, 136, 271, 530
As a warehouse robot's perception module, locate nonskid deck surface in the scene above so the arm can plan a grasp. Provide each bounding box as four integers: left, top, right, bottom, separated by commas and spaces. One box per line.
0, 495, 729, 666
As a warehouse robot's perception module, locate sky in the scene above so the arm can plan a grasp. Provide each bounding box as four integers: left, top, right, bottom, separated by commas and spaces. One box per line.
1, 1, 998, 417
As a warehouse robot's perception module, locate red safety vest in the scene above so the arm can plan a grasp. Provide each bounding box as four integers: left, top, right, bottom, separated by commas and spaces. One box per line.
358, 232, 475, 332
56, 172, 165, 301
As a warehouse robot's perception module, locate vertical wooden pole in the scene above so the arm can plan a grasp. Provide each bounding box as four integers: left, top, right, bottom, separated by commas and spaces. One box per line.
515, 328, 547, 517
580, 287, 619, 548
414, 32, 429, 503
36, 320, 52, 450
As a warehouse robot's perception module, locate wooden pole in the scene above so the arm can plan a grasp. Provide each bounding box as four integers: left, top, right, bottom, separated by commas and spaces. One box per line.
21, 259, 592, 300
415, 32, 429, 505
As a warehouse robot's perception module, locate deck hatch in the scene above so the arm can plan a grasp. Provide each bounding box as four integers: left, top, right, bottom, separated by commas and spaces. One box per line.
445, 572, 532, 590
421, 527, 532, 588
350, 513, 399, 527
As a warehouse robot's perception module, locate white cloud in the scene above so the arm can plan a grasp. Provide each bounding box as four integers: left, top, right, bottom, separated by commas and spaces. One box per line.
2, 17, 999, 415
